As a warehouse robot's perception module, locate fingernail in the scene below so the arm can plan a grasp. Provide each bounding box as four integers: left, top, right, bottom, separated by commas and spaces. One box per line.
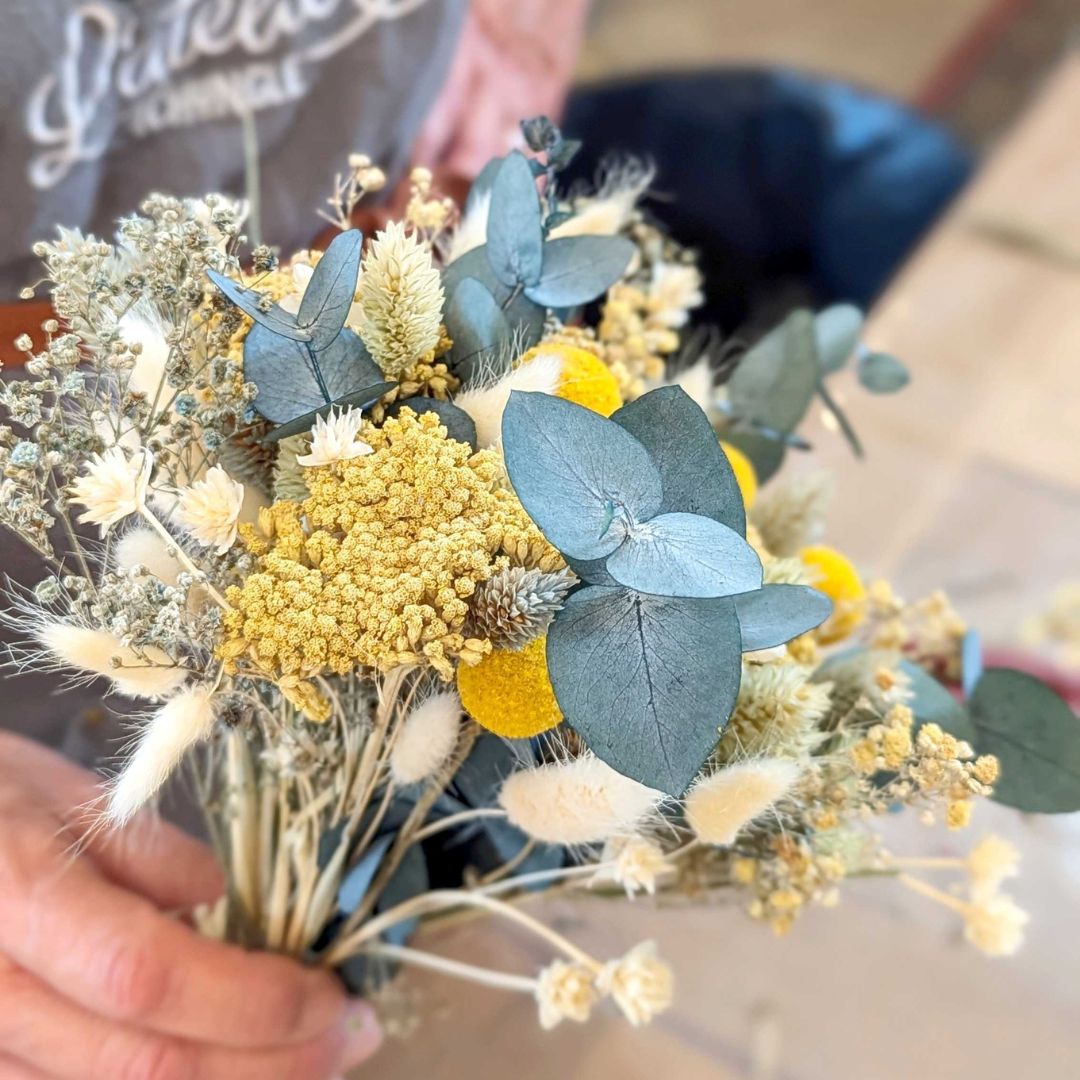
337, 1000, 382, 1070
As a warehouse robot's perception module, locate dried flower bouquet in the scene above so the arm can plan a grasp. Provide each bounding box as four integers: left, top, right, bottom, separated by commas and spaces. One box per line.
4, 118, 1079, 1034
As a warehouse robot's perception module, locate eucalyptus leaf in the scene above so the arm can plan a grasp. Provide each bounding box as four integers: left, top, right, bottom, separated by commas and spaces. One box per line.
466, 157, 502, 212
961, 629, 983, 701
562, 554, 618, 587
444, 277, 510, 379
969, 668, 1080, 812
734, 584, 833, 651
727, 309, 820, 435
243, 323, 383, 424
502, 392, 662, 560
612, 386, 745, 535
261, 380, 396, 442
486, 151, 544, 288
337, 835, 392, 915
384, 397, 478, 450
548, 586, 742, 796
858, 350, 911, 393
606, 512, 762, 598
206, 267, 308, 341
296, 229, 363, 350
815, 304, 863, 373
717, 428, 787, 484
376, 844, 430, 946
523, 236, 636, 308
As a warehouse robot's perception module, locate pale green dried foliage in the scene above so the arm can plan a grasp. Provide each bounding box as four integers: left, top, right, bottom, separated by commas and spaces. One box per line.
719, 660, 833, 761
750, 470, 835, 557
467, 566, 576, 650
358, 222, 444, 377
272, 434, 310, 502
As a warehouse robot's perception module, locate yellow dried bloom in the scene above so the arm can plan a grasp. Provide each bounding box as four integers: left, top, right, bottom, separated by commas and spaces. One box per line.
358, 222, 444, 377
720, 441, 758, 509
553, 345, 622, 416
972, 755, 1000, 785
221, 409, 557, 683
457, 636, 563, 737
946, 799, 974, 830
732, 857, 757, 884
801, 545, 866, 643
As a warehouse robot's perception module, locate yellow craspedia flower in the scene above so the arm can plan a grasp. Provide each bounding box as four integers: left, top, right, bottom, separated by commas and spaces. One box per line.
720, 441, 758, 509
521, 343, 622, 416
457, 636, 563, 738
800, 544, 866, 644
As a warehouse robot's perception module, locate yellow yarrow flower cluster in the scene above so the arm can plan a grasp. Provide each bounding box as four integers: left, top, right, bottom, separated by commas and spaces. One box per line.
220, 409, 560, 683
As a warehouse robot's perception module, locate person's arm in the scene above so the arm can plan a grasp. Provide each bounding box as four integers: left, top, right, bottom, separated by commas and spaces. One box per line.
0, 731, 381, 1080
413, 0, 593, 178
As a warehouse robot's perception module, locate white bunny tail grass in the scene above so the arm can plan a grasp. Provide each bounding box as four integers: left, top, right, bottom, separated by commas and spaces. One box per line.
113, 526, 180, 586
668, 356, 714, 413
455, 353, 562, 448
35, 623, 188, 699
390, 689, 462, 786
684, 759, 803, 846
498, 756, 664, 845
107, 686, 218, 824
445, 189, 491, 263
117, 304, 172, 400
549, 157, 655, 240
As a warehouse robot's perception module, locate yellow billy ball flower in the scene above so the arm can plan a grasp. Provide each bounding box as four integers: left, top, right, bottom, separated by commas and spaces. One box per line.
457, 636, 563, 738
720, 441, 758, 509
800, 544, 866, 643
520, 343, 622, 416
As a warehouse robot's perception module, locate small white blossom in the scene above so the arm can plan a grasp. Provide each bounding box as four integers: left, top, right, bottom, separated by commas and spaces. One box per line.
966, 834, 1021, 900
964, 893, 1028, 957
535, 960, 598, 1030
594, 836, 672, 898
70, 447, 152, 535
597, 941, 674, 1027
177, 466, 244, 554
296, 407, 373, 468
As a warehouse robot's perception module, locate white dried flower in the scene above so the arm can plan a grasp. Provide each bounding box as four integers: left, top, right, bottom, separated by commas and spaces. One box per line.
296, 407, 373, 468
498, 756, 664, 845
749, 471, 835, 557
446, 190, 491, 263
70, 448, 152, 536
107, 686, 218, 825
549, 160, 653, 241
963, 893, 1028, 957
595, 836, 671, 897
455, 354, 561, 448
113, 526, 180, 586
358, 222, 444, 377
390, 690, 461, 786
647, 262, 704, 329
684, 759, 802, 845
118, 307, 171, 399
966, 834, 1021, 900
177, 465, 244, 554
666, 356, 714, 412
535, 960, 598, 1030
596, 941, 673, 1027
36, 624, 187, 699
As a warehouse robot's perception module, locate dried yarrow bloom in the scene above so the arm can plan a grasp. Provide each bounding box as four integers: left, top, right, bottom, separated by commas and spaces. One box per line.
467, 566, 576, 650
69, 447, 152, 535
596, 941, 674, 1027
178, 465, 244, 554
358, 222, 444, 378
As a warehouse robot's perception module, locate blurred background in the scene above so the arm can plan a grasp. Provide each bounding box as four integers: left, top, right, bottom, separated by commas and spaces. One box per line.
375, 3, 1080, 1078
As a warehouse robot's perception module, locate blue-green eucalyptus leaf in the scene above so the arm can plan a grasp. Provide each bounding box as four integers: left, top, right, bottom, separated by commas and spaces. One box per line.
961, 629, 983, 701
858, 350, 911, 393
547, 586, 742, 796
523, 236, 636, 308
486, 151, 544, 288
384, 397, 477, 450
501, 392, 662, 561
612, 385, 745, 535
444, 277, 510, 380
606, 512, 762, 598
207, 267, 307, 341
562, 553, 617, 587
337, 835, 392, 915
261, 381, 396, 442
466, 157, 502, 212
716, 427, 787, 484
296, 229, 362, 350
969, 668, 1080, 813
734, 584, 833, 651
815, 304, 863, 373
727, 309, 820, 434
244, 323, 383, 424
377, 843, 430, 946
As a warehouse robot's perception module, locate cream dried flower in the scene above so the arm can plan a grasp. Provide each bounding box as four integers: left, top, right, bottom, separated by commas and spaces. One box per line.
684, 759, 802, 845
595, 836, 672, 897
535, 960, 598, 1030
647, 262, 704, 329
70, 447, 152, 536
966, 834, 1021, 899
296, 407, 373, 468
390, 689, 461, 786
597, 941, 673, 1027
749, 470, 835, 557
963, 893, 1029, 957
177, 466, 244, 554
358, 221, 444, 377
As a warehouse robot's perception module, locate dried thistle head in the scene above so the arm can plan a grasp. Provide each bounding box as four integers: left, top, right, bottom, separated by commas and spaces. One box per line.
466, 566, 576, 650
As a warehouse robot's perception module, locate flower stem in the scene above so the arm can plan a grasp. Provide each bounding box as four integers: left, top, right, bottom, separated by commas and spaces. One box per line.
412, 807, 508, 843
898, 873, 968, 914
361, 942, 538, 994
138, 505, 232, 610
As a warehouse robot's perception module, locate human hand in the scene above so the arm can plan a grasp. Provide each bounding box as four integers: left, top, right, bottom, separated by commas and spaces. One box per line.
0, 731, 381, 1080
414, 0, 593, 178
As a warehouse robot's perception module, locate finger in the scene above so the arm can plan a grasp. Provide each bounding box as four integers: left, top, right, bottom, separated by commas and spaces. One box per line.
0, 962, 378, 1080
0, 1053, 51, 1080
0, 828, 346, 1049
3, 732, 223, 911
